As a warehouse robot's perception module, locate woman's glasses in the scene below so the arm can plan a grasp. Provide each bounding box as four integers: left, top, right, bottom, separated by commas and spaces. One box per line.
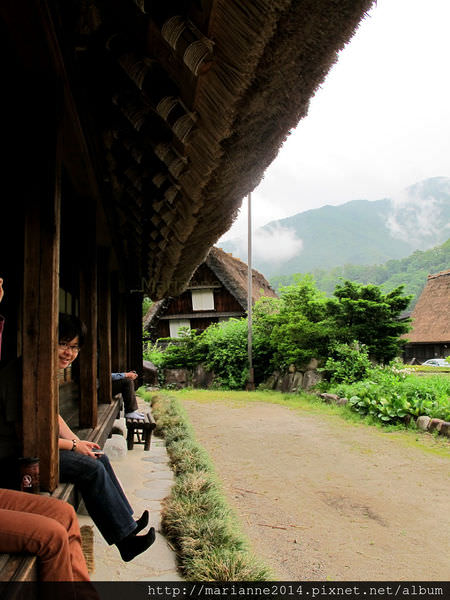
58, 342, 81, 354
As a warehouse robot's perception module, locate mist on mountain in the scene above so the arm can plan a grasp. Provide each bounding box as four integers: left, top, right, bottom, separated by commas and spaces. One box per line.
221, 177, 450, 278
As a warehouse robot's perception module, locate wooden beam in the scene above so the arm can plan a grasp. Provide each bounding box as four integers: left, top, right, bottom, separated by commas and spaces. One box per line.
79, 215, 98, 428
98, 248, 112, 404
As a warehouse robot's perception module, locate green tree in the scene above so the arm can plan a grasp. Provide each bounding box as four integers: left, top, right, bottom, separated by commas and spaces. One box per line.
319, 341, 373, 384
255, 275, 332, 370
327, 280, 412, 363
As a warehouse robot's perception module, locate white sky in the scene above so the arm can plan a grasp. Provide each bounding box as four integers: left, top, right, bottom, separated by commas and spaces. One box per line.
220, 0, 450, 242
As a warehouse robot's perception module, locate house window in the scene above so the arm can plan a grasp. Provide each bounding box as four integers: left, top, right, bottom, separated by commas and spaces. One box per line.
191, 289, 214, 311
169, 319, 191, 338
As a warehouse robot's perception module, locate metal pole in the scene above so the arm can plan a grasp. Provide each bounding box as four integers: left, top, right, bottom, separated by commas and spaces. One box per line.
247, 192, 255, 390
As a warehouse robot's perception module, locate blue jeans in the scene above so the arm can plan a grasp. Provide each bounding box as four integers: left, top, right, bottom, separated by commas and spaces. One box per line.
59, 450, 136, 545
111, 378, 138, 414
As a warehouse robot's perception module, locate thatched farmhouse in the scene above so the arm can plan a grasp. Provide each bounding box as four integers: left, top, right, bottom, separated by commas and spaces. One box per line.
144, 247, 277, 340
403, 269, 450, 362
0, 0, 375, 580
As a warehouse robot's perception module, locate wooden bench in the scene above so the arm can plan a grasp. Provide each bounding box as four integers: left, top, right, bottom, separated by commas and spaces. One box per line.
126, 411, 156, 451
0, 396, 121, 584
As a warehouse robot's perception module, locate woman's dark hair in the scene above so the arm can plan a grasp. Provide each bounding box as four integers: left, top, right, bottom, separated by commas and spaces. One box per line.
58, 313, 87, 347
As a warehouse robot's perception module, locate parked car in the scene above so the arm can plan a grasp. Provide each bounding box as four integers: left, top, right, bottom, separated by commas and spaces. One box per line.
421, 358, 449, 367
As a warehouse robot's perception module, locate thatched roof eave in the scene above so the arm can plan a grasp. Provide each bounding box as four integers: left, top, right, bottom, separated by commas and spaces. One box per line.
205, 247, 278, 310
143, 246, 277, 329
56, 0, 375, 299
405, 270, 450, 344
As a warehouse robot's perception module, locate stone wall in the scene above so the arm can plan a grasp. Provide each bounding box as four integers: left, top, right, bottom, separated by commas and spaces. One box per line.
161, 360, 322, 392
260, 359, 322, 393
162, 364, 215, 389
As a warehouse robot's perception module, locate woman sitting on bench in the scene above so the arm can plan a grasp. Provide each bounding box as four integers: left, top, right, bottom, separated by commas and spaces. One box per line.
57, 314, 155, 562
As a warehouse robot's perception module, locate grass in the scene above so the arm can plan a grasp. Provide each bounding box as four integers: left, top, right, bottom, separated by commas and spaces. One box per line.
407, 364, 450, 374
137, 388, 272, 582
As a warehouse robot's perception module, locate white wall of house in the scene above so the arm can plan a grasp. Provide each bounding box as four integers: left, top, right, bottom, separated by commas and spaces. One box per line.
169, 319, 191, 338
191, 289, 214, 311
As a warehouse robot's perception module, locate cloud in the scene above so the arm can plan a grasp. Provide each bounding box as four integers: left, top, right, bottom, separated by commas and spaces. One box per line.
232, 225, 303, 264
220, 0, 450, 247
386, 180, 450, 248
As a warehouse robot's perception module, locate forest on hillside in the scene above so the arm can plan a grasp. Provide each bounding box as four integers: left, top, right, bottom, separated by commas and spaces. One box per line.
270, 238, 450, 309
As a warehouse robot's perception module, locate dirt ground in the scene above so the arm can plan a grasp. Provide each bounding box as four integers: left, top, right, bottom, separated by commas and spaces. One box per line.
180, 397, 450, 581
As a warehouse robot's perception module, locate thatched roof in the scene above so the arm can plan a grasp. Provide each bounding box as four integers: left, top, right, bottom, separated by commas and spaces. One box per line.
206, 247, 277, 308
57, 0, 374, 298
143, 298, 169, 331
143, 245, 277, 329
406, 270, 450, 343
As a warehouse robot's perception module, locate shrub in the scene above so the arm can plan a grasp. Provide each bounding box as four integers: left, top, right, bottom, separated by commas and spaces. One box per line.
156, 329, 208, 370
319, 341, 373, 384
201, 319, 249, 389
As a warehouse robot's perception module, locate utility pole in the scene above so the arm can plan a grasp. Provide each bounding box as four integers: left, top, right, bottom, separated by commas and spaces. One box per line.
247, 191, 255, 390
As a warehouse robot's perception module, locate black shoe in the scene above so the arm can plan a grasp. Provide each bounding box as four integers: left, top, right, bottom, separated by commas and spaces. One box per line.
117, 527, 156, 562
135, 510, 149, 534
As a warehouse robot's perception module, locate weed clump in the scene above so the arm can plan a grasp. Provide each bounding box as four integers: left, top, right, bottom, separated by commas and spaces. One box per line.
142, 390, 272, 581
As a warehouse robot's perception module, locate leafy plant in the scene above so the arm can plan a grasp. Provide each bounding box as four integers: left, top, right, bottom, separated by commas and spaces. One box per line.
331, 370, 450, 424
319, 341, 373, 384
153, 329, 208, 370
201, 319, 249, 389
143, 340, 166, 367
142, 296, 153, 316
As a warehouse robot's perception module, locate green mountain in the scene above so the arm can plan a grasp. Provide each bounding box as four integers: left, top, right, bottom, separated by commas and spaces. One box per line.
270, 237, 450, 309
221, 177, 450, 278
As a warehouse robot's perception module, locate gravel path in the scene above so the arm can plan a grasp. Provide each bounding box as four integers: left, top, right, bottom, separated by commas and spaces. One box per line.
180, 397, 450, 581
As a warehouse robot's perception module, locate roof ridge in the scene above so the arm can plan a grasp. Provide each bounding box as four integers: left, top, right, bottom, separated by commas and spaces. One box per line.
428, 269, 450, 279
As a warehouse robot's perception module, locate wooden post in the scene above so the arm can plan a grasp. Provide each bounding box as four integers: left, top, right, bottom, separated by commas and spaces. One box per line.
117, 290, 128, 370
98, 248, 112, 404
247, 192, 255, 391
79, 217, 98, 428
22, 153, 61, 492
110, 272, 120, 372
127, 292, 144, 379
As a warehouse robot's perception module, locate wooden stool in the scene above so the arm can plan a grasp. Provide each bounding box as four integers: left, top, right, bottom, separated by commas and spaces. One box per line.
126, 412, 156, 451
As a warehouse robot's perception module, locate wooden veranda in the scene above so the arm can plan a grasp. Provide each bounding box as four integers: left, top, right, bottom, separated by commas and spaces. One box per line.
0, 0, 374, 494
